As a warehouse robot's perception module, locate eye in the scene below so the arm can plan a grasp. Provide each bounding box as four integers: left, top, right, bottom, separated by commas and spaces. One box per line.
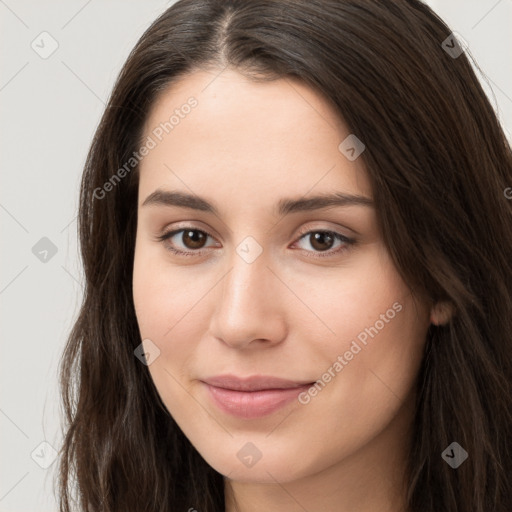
157, 227, 218, 256
292, 229, 354, 258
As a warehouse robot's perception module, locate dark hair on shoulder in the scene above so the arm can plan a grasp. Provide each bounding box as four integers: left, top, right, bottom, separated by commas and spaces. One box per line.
58, 1, 512, 510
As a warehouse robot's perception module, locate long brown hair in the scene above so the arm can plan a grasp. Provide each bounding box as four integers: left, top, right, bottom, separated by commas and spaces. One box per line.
58, 1, 512, 510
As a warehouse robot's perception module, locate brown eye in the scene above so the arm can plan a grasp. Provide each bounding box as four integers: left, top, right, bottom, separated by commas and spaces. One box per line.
181, 229, 207, 249
308, 232, 335, 251
157, 227, 216, 256
293, 229, 354, 259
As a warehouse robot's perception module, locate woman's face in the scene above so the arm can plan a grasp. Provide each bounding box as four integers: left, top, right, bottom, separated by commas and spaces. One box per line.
132, 68, 431, 484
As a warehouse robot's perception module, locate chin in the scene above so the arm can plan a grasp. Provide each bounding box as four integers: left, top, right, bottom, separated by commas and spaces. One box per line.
198, 440, 316, 483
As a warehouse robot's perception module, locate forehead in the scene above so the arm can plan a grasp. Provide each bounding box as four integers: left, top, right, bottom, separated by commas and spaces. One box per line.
138, 68, 372, 207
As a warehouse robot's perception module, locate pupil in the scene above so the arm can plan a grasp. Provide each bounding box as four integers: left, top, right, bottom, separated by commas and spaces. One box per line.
184, 230, 205, 249
311, 232, 333, 251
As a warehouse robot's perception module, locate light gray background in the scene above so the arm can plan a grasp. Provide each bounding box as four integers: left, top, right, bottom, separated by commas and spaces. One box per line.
1, 1, 511, 511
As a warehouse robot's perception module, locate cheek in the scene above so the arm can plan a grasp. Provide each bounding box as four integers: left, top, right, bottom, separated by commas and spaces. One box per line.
132, 242, 222, 402
132, 241, 209, 338
288, 245, 430, 419
279, 244, 424, 357
132, 246, 210, 419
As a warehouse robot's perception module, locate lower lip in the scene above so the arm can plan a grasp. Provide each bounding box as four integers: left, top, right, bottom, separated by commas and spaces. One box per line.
203, 382, 312, 419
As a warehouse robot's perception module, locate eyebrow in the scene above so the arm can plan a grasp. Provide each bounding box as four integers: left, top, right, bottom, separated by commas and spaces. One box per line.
141, 189, 374, 216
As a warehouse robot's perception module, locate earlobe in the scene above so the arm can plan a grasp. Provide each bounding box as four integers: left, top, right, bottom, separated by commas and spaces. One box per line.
430, 301, 454, 325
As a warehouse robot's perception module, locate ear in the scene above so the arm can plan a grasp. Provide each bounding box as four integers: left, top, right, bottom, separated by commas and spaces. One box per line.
429, 300, 454, 326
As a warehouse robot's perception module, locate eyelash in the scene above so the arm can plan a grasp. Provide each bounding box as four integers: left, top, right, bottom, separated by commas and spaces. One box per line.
156, 225, 355, 259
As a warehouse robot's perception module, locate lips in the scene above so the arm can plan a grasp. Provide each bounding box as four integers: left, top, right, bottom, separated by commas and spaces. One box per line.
202, 374, 314, 391
201, 374, 315, 419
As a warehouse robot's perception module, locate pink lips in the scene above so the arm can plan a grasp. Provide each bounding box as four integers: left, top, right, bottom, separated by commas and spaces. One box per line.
201, 375, 314, 419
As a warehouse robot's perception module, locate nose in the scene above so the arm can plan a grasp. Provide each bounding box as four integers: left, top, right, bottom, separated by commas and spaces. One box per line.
208, 245, 288, 349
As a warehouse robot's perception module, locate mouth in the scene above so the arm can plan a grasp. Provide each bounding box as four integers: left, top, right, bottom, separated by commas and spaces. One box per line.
200, 374, 315, 419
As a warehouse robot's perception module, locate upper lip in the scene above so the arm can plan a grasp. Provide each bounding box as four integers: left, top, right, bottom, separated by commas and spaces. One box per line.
201, 374, 314, 391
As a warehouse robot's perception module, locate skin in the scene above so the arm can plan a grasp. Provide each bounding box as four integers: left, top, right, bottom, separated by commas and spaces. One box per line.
132, 67, 440, 512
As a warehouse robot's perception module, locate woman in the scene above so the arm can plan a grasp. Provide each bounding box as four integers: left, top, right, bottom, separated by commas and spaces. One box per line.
58, 1, 512, 511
